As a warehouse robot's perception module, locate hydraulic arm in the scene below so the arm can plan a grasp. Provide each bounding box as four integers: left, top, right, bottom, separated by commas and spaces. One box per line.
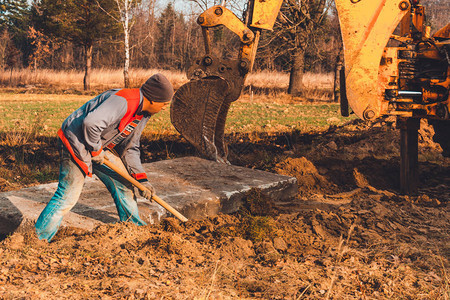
170, 0, 283, 163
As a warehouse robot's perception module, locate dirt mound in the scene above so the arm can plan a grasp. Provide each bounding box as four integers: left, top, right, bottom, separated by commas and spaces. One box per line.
274, 157, 337, 195
1, 189, 448, 299
309, 119, 444, 162
0, 177, 15, 192
0, 115, 449, 298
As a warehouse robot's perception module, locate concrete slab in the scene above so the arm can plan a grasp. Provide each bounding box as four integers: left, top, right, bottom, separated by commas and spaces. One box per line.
0, 157, 297, 235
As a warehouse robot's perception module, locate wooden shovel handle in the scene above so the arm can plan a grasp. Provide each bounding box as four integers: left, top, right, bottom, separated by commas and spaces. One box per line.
103, 158, 188, 222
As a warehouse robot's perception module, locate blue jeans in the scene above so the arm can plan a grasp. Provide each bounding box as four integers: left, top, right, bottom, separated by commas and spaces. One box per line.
35, 141, 146, 241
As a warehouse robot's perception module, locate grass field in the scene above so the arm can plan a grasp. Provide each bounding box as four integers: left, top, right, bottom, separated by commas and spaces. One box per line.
0, 69, 344, 188
0, 93, 352, 142
0, 92, 353, 186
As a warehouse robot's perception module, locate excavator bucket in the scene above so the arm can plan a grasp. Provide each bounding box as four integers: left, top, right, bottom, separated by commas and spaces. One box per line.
170, 77, 232, 163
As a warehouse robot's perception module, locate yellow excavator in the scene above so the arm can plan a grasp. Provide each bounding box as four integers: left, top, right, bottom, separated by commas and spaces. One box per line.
170, 0, 449, 194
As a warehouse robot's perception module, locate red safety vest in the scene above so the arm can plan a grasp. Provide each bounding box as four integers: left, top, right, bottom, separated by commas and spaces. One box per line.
58, 89, 144, 177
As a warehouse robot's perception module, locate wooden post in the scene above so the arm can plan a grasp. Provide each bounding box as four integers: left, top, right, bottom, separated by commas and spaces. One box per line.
333, 55, 342, 104
398, 117, 420, 195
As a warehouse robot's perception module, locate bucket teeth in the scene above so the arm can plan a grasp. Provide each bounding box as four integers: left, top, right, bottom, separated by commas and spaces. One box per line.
170, 77, 231, 163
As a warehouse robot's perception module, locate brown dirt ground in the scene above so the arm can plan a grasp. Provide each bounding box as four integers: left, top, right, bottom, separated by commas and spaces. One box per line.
0, 119, 449, 299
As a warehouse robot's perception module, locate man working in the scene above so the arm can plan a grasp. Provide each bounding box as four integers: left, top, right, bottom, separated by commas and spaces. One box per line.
35, 73, 174, 242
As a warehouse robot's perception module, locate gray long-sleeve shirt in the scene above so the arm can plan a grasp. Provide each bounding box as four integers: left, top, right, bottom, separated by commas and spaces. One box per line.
59, 88, 150, 179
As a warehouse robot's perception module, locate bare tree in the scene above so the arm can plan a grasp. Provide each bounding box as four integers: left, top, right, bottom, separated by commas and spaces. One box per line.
99, 0, 146, 87
0, 29, 10, 70
129, 1, 156, 68
187, 0, 215, 12
259, 0, 332, 95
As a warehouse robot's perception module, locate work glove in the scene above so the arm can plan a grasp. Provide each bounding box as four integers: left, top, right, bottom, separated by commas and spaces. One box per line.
135, 181, 155, 201
91, 150, 106, 165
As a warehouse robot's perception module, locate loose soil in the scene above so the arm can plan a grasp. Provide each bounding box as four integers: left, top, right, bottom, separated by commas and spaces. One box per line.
1, 119, 449, 299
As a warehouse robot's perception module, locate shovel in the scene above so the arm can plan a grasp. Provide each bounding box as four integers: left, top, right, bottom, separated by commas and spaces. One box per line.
103, 158, 188, 222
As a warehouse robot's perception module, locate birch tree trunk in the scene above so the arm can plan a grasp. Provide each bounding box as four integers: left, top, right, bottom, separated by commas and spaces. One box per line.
123, 0, 130, 88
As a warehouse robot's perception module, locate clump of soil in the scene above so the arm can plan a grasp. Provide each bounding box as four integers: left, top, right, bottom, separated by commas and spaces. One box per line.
353, 168, 370, 188
239, 188, 278, 216
418, 119, 444, 154
237, 188, 279, 242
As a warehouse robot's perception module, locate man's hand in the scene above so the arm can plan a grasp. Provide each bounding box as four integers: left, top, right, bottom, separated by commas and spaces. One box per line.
136, 181, 155, 200
91, 150, 105, 164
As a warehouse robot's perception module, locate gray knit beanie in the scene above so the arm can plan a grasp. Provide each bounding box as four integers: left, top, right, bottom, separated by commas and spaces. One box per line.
140, 73, 174, 102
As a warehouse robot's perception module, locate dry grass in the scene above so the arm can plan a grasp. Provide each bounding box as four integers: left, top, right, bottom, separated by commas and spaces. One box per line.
0, 112, 46, 148
0, 68, 333, 100
0, 68, 188, 91
0, 93, 91, 102
245, 71, 334, 102
246, 70, 290, 89
245, 70, 333, 90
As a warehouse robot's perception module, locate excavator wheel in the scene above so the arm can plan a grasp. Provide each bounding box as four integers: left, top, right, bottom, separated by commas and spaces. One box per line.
170, 77, 231, 163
